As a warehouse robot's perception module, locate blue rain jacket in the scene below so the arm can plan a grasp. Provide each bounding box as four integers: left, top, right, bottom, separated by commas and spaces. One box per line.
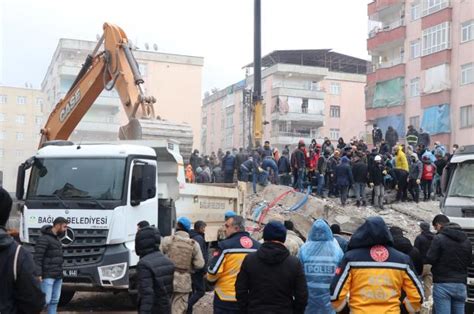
299, 219, 343, 314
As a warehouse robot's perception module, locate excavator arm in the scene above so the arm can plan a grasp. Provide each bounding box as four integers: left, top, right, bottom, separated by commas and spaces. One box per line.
39, 22, 156, 147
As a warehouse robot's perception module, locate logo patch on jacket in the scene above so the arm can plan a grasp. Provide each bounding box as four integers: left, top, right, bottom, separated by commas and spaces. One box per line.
370, 245, 389, 262
240, 236, 253, 248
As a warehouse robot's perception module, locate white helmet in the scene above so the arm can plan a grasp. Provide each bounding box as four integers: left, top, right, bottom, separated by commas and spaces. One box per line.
374, 155, 382, 162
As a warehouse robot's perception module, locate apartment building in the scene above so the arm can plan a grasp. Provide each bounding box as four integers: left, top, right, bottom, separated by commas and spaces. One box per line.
41, 38, 204, 146
0, 86, 45, 191
201, 50, 368, 154
367, 0, 474, 147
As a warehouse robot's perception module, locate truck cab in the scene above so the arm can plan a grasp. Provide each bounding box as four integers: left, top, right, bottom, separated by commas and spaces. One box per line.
440, 145, 474, 309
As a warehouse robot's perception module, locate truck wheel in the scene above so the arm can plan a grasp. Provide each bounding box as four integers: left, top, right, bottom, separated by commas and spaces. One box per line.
59, 290, 75, 306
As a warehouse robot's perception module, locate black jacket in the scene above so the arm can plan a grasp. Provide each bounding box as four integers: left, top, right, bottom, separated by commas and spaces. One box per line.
135, 226, 174, 314
414, 230, 435, 264
291, 149, 306, 170
33, 225, 63, 279
352, 161, 368, 183
189, 229, 208, 267
434, 158, 447, 176
418, 132, 430, 147
372, 128, 383, 145
368, 162, 385, 185
0, 227, 45, 314
235, 242, 308, 314
385, 128, 399, 147
391, 229, 423, 275
426, 223, 472, 284
278, 155, 291, 174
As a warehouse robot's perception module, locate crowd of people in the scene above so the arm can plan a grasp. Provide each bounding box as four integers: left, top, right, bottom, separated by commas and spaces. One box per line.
187, 124, 457, 209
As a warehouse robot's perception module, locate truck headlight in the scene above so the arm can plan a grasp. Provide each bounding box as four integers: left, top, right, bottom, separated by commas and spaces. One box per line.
98, 262, 127, 281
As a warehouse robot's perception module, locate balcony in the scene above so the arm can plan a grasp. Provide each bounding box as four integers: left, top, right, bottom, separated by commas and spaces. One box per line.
368, 0, 405, 17
271, 86, 324, 100
270, 130, 321, 147
271, 109, 324, 125
368, 20, 406, 52
367, 57, 405, 84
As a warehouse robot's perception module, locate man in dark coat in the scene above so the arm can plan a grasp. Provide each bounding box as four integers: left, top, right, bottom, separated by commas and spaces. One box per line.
187, 221, 208, 314
135, 224, 174, 314
0, 187, 45, 314
385, 126, 399, 151
406, 125, 419, 148
235, 221, 308, 314
34, 217, 69, 314
222, 151, 236, 183
291, 141, 306, 192
418, 128, 430, 148
278, 149, 292, 186
389, 227, 423, 275
351, 157, 368, 206
235, 148, 248, 181
335, 156, 354, 206
372, 123, 383, 147
427, 215, 472, 314
189, 150, 202, 174
414, 221, 435, 309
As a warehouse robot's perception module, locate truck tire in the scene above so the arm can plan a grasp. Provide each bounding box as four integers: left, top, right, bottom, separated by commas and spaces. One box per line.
58, 290, 75, 306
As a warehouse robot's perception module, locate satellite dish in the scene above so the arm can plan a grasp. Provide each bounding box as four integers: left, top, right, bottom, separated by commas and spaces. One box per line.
153, 43, 158, 51
144, 43, 149, 50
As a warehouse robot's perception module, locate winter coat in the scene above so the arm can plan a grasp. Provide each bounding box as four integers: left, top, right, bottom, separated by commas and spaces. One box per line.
333, 234, 348, 253
395, 146, 409, 172
235, 152, 248, 170
161, 231, 204, 293
278, 155, 291, 174
33, 225, 63, 279
284, 230, 305, 256
0, 227, 45, 314
299, 220, 343, 314
435, 158, 447, 176
317, 156, 328, 175
385, 127, 399, 147
351, 161, 368, 183
322, 142, 334, 155
189, 153, 201, 172
408, 156, 423, 180
135, 226, 174, 314
390, 228, 423, 275
337, 139, 346, 150
261, 147, 273, 159
335, 157, 354, 186
372, 128, 383, 145
426, 223, 472, 284
406, 128, 419, 147
222, 154, 236, 172
379, 142, 390, 155
236, 242, 308, 314
331, 217, 423, 314
418, 132, 430, 147
369, 162, 385, 186
291, 149, 306, 170
189, 229, 208, 269
414, 230, 435, 264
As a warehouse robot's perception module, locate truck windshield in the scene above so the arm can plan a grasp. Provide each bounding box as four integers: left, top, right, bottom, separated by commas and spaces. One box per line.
447, 162, 474, 198
27, 158, 126, 200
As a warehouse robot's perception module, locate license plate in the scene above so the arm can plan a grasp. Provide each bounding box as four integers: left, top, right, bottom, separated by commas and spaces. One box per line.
63, 269, 79, 277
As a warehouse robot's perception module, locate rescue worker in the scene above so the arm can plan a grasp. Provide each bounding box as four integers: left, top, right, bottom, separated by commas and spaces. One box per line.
300, 219, 343, 314
207, 215, 260, 314
330, 217, 424, 313
283, 220, 304, 256
235, 221, 308, 313
161, 217, 205, 314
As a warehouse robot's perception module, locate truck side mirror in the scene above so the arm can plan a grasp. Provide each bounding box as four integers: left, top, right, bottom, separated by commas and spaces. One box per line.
16, 163, 26, 200
131, 164, 156, 206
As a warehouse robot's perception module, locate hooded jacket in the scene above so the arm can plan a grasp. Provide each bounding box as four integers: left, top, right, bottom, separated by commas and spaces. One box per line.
235, 242, 308, 314
300, 220, 343, 314
0, 227, 45, 314
330, 217, 424, 314
189, 229, 208, 268
351, 160, 368, 183
135, 226, 174, 314
414, 228, 435, 264
408, 154, 423, 180
385, 127, 399, 147
395, 146, 409, 172
390, 227, 423, 275
426, 223, 472, 283
33, 225, 63, 279
335, 156, 354, 186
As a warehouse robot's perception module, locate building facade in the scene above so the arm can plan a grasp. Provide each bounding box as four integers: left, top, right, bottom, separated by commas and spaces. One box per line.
41, 38, 204, 147
201, 50, 368, 154
0, 86, 45, 191
367, 0, 474, 147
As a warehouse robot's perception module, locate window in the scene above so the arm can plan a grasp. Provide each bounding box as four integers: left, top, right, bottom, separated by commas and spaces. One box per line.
329, 128, 340, 141
15, 115, 25, 124
422, 22, 450, 56
36, 97, 43, 106
301, 98, 309, 113
462, 20, 474, 43
0, 95, 7, 104
410, 78, 420, 97
35, 116, 43, 126
0, 131, 4, 140
138, 63, 147, 76
411, 2, 421, 20
330, 105, 341, 118
0, 113, 5, 122
422, 0, 449, 17
461, 105, 473, 128
461, 63, 474, 85
0, 149, 4, 158
16, 132, 24, 141
16, 96, 26, 105
410, 40, 421, 59
409, 116, 420, 130
330, 82, 341, 95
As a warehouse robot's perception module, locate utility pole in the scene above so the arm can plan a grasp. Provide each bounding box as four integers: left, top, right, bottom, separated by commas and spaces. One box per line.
252, 0, 263, 148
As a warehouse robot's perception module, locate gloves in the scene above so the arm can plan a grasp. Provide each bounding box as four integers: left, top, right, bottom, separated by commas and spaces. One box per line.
369, 182, 374, 188
382, 170, 387, 175
416, 179, 420, 185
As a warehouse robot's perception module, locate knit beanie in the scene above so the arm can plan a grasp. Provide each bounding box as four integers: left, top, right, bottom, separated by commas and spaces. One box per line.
263, 221, 287, 243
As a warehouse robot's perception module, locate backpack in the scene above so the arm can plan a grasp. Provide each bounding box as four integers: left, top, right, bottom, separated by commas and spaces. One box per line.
422, 164, 435, 180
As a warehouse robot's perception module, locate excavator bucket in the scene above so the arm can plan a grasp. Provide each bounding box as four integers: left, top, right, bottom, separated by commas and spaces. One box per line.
118, 118, 143, 140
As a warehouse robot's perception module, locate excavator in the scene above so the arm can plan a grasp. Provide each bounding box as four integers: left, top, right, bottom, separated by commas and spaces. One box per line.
39, 22, 191, 149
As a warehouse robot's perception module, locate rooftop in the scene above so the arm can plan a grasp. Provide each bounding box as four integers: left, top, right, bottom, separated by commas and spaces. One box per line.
244, 49, 369, 75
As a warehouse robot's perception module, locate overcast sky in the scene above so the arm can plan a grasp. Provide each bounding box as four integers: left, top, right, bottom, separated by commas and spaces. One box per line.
0, 0, 369, 94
